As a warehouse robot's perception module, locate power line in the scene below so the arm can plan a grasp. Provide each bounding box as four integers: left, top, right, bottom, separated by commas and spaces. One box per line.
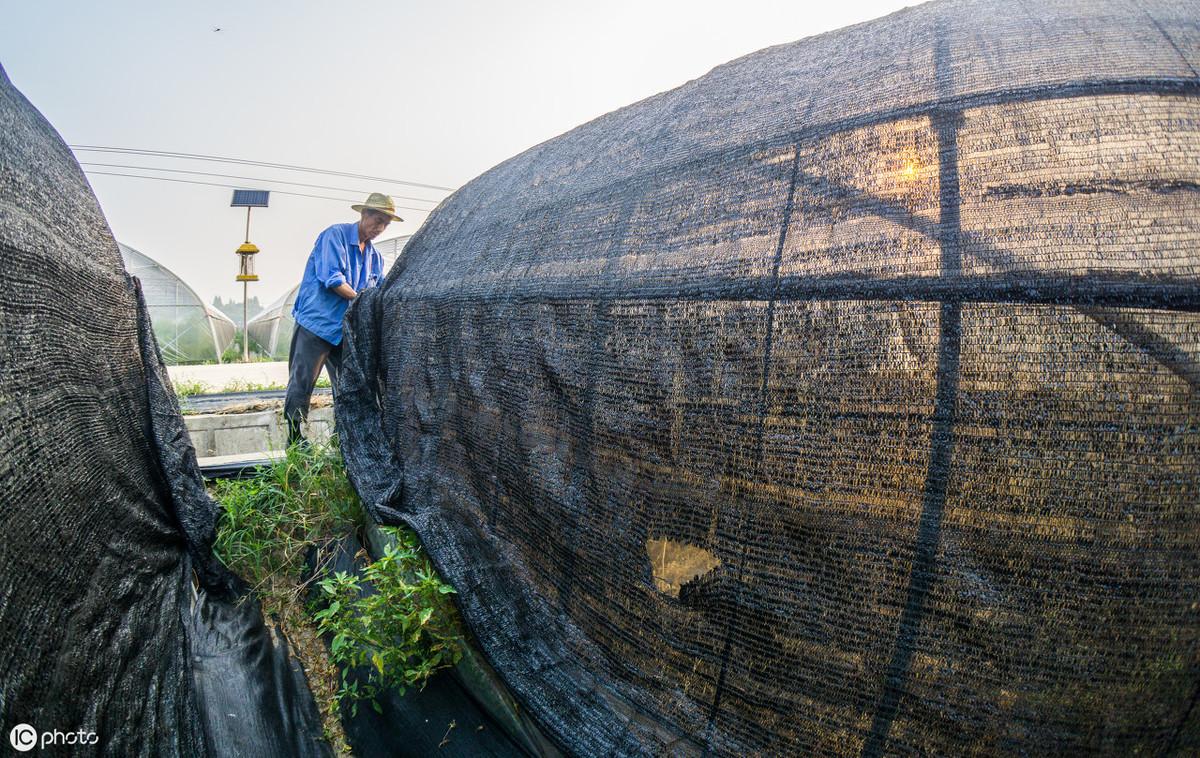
84, 170, 358, 203
78, 162, 443, 205
83, 170, 433, 212
70, 145, 457, 192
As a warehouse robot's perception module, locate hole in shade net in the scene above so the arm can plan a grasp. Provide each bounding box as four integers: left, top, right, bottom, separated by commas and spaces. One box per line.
646, 538, 721, 598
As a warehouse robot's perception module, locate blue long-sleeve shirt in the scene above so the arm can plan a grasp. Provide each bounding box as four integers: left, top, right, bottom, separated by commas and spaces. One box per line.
292, 222, 384, 345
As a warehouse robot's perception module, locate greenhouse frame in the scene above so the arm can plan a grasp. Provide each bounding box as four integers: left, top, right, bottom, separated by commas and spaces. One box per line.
119, 243, 236, 364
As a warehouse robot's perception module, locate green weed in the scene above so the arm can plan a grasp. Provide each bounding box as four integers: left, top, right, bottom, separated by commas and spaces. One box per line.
211, 442, 363, 592
220, 332, 273, 363
209, 441, 464, 746
172, 378, 211, 397
221, 338, 244, 364
218, 378, 288, 393
173, 377, 292, 402
314, 529, 464, 715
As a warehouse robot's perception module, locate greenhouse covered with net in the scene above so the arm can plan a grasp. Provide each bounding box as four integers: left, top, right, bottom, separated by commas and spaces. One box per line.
119, 242, 236, 364
1, 0, 1198, 755
334, 0, 1200, 754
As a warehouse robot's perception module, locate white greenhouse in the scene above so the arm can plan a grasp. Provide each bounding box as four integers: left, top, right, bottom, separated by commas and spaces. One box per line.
119, 243, 236, 364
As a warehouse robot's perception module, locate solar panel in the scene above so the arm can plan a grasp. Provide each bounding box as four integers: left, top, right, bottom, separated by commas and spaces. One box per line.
230, 189, 270, 207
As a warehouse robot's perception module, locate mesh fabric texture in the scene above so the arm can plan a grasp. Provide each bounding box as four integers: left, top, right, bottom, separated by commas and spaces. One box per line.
0, 65, 327, 756
336, 0, 1200, 755
0, 63, 217, 754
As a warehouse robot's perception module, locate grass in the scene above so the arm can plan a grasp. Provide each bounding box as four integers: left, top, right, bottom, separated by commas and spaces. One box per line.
217, 378, 288, 393
174, 374, 330, 401
219, 333, 275, 364
209, 441, 463, 752
211, 442, 363, 590
173, 378, 212, 398
210, 442, 362, 751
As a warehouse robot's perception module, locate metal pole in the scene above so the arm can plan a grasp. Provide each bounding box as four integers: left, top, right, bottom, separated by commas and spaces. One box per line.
243, 207, 252, 361
243, 280, 249, 362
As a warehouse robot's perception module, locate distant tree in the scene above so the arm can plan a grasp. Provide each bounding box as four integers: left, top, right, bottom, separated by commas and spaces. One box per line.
213, 295, 262, 321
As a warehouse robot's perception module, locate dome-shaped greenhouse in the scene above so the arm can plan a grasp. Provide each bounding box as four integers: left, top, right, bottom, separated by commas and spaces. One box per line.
119, 243, 236, 364
246, 283, 300, 360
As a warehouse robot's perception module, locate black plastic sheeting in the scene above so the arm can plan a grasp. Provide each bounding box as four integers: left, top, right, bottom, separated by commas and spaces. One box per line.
0, 63, 328, 756
186, 590, 330, 758
199, 455, 281, 481
334, 0, 1200, 755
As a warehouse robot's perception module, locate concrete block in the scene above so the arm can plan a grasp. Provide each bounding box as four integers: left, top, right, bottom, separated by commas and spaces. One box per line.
183, 407, 335, 457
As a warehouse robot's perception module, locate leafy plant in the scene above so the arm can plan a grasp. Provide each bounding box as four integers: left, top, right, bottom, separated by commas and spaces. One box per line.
210, 443, 465, 744
313, 527, 464, 715
220, 334, 244, 364
173, 377, 295, 402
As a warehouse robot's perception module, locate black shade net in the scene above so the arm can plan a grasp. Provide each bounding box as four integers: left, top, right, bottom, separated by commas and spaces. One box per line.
0, 65, 327, 756
335, 0, 1200, 755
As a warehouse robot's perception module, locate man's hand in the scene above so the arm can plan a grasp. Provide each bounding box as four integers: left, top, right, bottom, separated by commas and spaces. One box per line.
331, 283, 357, 301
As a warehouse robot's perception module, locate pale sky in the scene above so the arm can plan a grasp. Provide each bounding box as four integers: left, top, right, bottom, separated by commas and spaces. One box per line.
1, 0, 916, 304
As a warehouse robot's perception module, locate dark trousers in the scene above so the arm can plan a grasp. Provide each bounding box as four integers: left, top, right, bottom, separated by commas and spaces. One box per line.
284, 324, 342, 445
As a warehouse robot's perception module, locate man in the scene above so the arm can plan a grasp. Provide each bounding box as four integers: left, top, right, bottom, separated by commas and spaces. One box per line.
284, 192, 401, 445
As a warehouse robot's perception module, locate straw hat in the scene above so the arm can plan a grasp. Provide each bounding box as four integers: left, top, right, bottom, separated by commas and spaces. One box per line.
351, 192, 404, 223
